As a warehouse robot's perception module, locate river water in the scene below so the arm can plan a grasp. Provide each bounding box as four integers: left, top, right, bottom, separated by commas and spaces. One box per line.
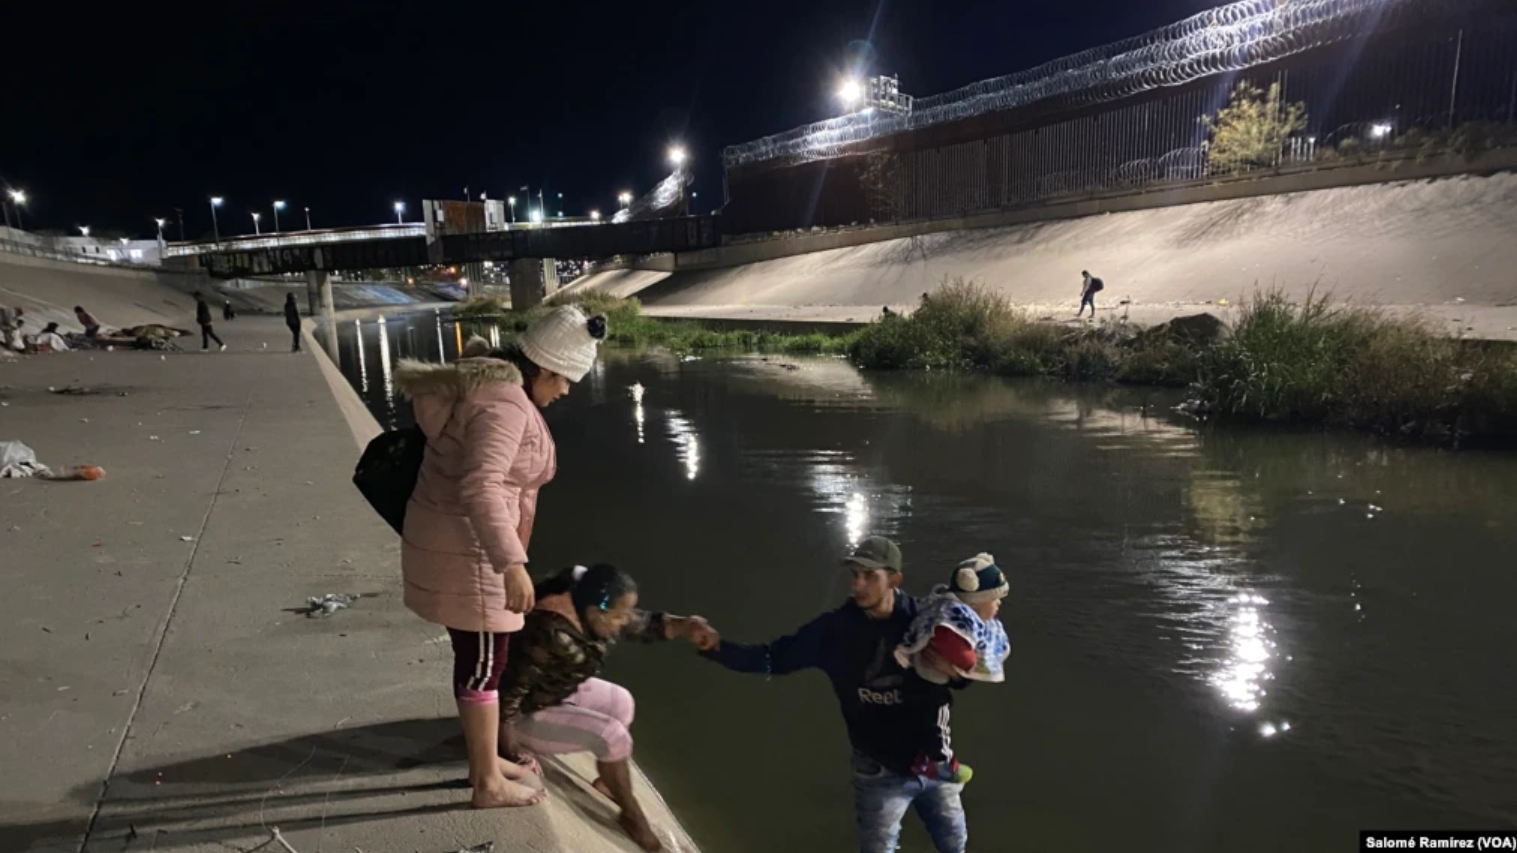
335, 312, 1517, 853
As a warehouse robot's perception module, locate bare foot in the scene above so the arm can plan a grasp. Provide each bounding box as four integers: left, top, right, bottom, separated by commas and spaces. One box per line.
471, 775, 546, 809
592, 777, 614, 800
617, 812, 662, 852
499, 755, 542, 781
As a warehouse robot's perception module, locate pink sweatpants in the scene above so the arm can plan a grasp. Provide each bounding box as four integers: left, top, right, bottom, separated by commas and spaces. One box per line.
516, 678, 635, 763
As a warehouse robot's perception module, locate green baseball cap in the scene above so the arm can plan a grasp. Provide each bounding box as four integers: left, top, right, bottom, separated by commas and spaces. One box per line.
844, 536, 902, 573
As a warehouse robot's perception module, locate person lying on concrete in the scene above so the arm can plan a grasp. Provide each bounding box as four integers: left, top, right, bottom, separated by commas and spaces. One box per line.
501, 564, 708, 852
392, 305, 606, 812
283, 293, 301, 353
34, 322, 71, 353
1078, 270, 1104, 318
690, 536, 972, 853
74, 306, 102, 338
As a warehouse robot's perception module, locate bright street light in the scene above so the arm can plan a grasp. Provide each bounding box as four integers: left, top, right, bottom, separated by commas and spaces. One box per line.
252, 211, 262, 235
394, 201, 405, 224
209, 196, 224, 242
838, 78, 864, 107
530, 208, 543, 224
154, 218, 166, 241
668, 145, 687, 168
79, 226, 90, 237
304, 206, 312, 230
618, 191, 633, 208
7, 189, 27, 229
1370, 122, 1392, 140
590, 210, 601, 221
507, 196, 517, 224
273, 200, 286, 233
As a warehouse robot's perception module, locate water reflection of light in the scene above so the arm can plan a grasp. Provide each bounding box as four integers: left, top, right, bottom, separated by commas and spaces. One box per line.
844, 492, 869, 547
804, 454, 911, 549
630, 384, 646, 445
1209, 591, 1276, 713
377, 316, 396, 423
355, 320, 369, 394
665, 411, 700, 480
434, 311, 445, 360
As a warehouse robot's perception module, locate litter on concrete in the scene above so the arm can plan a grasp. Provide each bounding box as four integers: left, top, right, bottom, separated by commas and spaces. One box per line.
1, 441, 52, 478
455, 843, 495, 853
305, 593, 359, 617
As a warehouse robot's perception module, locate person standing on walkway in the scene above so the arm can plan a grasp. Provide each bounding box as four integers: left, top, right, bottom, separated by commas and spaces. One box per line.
283, 294, 302, 353
393, 305, 607, 811
0, 306, 23, 350
501, 564, 707, 851
691, 537, 971, 853
1078, 270, 1104, 318
74, 306, 102, 339
195, 294, 226, 351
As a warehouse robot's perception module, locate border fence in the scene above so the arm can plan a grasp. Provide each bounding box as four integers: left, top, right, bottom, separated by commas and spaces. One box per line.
720, 0, 1517, 235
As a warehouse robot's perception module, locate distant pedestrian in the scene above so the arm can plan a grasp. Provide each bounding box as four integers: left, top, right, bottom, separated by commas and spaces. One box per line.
223, 300, 237, 321
1078, 270, 1104, 318
0, 306, 23, 350
195, 294, 226, 352
74, 306, 102, 338
283, 293, 302, 353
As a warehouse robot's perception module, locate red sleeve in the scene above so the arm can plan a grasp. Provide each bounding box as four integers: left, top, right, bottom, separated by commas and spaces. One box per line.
928, 626, 976, 672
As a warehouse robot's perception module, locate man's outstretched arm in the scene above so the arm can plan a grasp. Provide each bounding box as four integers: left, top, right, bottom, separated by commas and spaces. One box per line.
697, 611, 833, 676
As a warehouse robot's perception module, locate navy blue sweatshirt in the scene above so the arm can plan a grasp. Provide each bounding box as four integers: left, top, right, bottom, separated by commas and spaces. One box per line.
702, 592, 957, 774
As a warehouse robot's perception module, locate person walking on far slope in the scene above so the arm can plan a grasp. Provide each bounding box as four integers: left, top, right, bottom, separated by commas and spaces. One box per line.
1078, 270, 1103, 319
283, 294, 302, 353
195, 293, 226, 351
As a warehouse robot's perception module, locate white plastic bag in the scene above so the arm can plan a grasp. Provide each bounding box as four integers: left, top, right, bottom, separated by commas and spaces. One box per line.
0, 441, 52, 478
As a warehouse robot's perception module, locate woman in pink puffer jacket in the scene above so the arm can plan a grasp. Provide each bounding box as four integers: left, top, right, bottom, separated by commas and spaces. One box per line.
393, 305, 606, 809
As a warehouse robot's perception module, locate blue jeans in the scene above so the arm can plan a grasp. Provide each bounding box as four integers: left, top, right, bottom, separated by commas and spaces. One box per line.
851, 752, 968, 853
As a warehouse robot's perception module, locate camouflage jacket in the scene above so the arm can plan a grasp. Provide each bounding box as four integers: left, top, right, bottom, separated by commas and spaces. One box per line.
499, 594, 669, 720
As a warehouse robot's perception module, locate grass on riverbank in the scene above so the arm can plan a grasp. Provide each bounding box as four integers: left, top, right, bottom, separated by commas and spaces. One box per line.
847, 279, 1517, 444
460, 291, 860, 356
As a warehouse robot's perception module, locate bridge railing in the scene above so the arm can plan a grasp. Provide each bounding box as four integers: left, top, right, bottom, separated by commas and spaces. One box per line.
164, 224, 427, 257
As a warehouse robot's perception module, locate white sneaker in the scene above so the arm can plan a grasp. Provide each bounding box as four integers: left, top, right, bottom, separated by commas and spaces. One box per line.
219, 344, 228, 352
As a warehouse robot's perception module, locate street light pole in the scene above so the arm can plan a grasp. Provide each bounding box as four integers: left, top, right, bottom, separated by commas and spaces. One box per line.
175, 208, 186, 242
304, 207, 312, 230
273, 200, 286, 233
209, 197, 224, 242
394, 201, 405, 224
252, 212, 262, 235
155, 218, 166, 241
508, 196, 516, 224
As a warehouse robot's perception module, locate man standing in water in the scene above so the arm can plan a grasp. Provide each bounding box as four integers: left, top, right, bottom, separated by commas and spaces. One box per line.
691, 536, 969, 853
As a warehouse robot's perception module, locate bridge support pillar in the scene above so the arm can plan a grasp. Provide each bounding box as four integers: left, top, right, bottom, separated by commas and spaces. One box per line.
305, 269, 338, 358
464, 262, 485, 298
508, 258, 557, 311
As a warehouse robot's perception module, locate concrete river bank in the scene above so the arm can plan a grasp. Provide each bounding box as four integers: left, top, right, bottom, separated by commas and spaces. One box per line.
338, 310, 1517, 852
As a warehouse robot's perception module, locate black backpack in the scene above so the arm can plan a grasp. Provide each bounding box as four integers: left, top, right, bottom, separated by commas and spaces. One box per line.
353, 426, 427, 535
1089, 277, 1105, 292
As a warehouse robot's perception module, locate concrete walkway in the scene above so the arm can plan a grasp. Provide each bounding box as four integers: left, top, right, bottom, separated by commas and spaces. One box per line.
0, 317, 696, 853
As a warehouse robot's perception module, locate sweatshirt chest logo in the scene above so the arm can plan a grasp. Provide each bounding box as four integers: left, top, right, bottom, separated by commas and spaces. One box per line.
857, 686, 905, 705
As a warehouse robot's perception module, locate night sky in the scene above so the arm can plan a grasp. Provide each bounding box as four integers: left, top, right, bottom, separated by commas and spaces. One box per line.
6, 0, 1214, 239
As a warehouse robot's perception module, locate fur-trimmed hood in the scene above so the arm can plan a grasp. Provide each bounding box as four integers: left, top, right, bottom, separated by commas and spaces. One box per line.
394, 357, 527, 440
393, 357, 523, 399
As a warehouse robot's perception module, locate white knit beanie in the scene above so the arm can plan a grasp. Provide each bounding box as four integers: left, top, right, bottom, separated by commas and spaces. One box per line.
519, 305, 607, 382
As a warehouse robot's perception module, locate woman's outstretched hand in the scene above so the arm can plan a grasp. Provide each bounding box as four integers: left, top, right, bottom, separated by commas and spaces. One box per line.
503, 564, 535, 614
686, 616, 721, 652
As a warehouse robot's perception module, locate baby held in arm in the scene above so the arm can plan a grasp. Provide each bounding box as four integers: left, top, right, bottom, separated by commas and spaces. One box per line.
894, 552, 1012, 784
